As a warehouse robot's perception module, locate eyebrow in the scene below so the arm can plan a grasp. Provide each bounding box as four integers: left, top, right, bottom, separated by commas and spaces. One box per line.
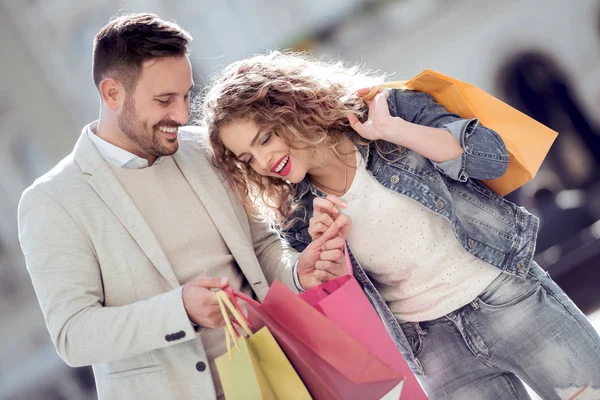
237, 130, 262, 159
154, 83, 195, 98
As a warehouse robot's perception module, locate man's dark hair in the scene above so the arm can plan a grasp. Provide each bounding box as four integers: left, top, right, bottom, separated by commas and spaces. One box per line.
92, 13, 192, 91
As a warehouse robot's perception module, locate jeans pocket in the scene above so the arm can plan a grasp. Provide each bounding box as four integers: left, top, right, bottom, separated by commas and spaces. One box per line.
401, 323, 425, 358
409, 335, 423, 358
477, 272, 540, 310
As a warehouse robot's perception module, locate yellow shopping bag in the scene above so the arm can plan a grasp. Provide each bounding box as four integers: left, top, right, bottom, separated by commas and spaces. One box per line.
363, 69, 559, 196
214, 290, 312, 400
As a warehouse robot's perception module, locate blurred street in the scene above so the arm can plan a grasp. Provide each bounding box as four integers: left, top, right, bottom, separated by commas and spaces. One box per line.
1, 1, 600, 399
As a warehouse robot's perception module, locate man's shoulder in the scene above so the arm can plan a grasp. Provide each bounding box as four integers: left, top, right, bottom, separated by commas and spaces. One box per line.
177, 126, 230, 182
178, 125, 210, 151
179, 125, 206, 136
179, 125, 216, 157
21, 150, 86, 205
178, 125, 207, 142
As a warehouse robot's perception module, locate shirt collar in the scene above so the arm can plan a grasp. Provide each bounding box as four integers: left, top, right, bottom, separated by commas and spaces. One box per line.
85, 121, 164, 169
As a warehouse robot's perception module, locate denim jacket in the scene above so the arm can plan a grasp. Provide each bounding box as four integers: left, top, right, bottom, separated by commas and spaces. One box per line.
282, 89, 539, 374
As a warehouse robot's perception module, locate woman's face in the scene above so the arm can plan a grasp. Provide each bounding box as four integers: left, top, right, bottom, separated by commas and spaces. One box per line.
219, 119, 312, 184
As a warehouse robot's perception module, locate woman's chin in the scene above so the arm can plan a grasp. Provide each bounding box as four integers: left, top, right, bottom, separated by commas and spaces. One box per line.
280, 171, 305, 184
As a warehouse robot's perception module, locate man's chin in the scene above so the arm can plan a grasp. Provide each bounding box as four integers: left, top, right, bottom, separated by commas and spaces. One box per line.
159, 140, 179, 156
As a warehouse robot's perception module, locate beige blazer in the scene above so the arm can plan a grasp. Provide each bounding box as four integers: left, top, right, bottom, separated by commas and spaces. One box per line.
18, 127, 299, 400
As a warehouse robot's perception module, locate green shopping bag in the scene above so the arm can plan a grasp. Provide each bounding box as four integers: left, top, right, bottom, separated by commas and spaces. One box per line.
214, 290, 312, 400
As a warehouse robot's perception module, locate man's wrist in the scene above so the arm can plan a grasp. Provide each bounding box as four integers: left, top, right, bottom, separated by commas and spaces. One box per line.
182, 286, 200, 331
189, 318, 200, 331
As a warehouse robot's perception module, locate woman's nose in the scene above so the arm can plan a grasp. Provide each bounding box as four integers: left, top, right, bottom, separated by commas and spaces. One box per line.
256, 151, 273, 172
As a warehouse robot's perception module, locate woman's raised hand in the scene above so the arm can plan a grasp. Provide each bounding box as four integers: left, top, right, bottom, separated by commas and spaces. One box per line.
347, 88, 401, 141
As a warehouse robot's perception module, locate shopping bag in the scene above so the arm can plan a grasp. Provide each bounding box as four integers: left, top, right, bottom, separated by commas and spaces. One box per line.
297, 241, 428, 399
364, 69, 558, 195
214, 290, 312, 400
225, 284, 405, 400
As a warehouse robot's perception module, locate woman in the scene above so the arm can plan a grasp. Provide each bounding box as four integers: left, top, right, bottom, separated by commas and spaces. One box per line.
200, 51, 600, 400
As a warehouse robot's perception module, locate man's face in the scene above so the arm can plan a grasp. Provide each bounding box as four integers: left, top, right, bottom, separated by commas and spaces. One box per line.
117, 56, 193, 160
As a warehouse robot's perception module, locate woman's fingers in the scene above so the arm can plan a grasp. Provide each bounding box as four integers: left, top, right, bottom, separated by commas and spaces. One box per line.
356, 86, 377, 96
308, 213, 335, 240
313, 269, 338, 282
358, 86, 382, 101
319, 248, 344, 262
321, 236, 345, 252
315, 259, 346, 279
334, 214, 352, 238
308, 222, 326, 241
347, 113, 363, 135
313, 195, 347, 216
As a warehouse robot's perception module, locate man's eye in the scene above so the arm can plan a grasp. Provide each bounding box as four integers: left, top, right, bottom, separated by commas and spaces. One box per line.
157, 99, 171, 105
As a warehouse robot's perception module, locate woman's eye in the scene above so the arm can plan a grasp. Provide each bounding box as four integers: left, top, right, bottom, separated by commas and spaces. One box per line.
260, 133, 272, 145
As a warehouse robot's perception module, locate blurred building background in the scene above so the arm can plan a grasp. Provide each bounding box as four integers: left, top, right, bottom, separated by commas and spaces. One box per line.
1, 0, 600, 399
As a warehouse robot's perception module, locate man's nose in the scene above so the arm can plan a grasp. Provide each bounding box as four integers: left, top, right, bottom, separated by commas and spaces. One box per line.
170, 98, 189, 125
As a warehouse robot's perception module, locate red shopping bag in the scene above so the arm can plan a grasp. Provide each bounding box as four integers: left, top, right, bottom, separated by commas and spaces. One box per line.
298, 241, 428, 399
225, 284, 404, 400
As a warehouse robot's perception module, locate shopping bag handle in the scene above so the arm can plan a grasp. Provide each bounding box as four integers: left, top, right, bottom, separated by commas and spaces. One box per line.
216, 291, 238, 355
223, 286, 261, 307
334, 232, 354, 277
223, 288, 255, 331
362, 80, 410, 101
216, 290, 253, 356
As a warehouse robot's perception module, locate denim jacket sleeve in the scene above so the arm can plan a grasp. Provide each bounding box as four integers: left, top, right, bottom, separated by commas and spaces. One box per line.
388, 89, 509, 182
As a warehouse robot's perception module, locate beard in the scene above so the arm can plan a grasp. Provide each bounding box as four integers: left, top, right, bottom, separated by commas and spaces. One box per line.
117, 95, 180, 158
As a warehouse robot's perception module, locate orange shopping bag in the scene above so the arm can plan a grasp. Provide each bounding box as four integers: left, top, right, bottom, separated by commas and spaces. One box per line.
364, 69, 558, 196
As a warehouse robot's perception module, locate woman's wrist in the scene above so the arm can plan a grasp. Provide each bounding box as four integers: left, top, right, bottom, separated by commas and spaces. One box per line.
379, 117, 409, 145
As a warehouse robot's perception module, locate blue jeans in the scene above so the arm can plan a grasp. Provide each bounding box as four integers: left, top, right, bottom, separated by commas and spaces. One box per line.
400, 263, 600, 400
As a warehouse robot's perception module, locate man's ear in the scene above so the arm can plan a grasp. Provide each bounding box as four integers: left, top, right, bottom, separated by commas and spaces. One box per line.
99, 78, 125, 111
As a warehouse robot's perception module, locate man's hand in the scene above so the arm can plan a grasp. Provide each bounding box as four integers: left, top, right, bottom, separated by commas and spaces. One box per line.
297, 215, 351, 290
182, 276, 229, 328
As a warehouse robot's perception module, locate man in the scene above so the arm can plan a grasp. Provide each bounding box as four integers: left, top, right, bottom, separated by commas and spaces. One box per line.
18, 13, 346, 400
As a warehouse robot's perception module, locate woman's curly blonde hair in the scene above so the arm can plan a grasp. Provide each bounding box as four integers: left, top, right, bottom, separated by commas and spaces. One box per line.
198, 51, 385, 225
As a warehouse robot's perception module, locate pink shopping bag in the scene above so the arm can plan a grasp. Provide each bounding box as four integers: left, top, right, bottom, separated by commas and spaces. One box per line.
297, 240, 428, 399
225, 284, 404, 400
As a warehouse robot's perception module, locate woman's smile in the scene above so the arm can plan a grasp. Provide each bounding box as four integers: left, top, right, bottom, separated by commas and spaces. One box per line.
271, 154, 292, 177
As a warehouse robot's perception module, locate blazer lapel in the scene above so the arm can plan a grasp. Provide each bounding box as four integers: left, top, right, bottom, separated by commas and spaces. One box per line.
173, 138, 265, 284
74, 132, 180, 289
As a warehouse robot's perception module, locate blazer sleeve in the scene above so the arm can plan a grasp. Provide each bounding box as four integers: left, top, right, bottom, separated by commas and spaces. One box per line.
247, 216, 300, 294
18, 187, 197, 367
